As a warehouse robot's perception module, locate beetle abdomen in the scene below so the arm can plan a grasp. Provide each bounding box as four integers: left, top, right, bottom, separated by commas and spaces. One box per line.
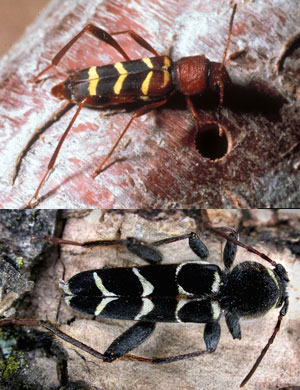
63, 262, 223, 322
64, 263, 222, 298
66, 295, 220, 323
52, 56, 173, 104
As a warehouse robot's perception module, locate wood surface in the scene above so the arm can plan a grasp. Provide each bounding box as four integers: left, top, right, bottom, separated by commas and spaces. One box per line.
0, 0, 299, 208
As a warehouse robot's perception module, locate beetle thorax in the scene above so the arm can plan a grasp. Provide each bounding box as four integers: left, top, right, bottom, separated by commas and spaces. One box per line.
221, 262, 282, 317
173, 55, 210, 96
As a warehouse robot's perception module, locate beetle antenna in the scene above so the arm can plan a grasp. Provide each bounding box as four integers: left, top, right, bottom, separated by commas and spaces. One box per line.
216, 3, 237, 105
222, 3, 237, 67
240, 297, 289, 387
203, 223, 278, 268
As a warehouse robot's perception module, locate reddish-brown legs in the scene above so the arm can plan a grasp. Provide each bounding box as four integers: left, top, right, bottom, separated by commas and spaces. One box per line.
34, 24, 131, 81
35, 25, 159, 81
27, 96, 168, 207
110, 30, 159, 57
90, 98, 168, 178
185, 95, 201, 132
26, 98, 88, 207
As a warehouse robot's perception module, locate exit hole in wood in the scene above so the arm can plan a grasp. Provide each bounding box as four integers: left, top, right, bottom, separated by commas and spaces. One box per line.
195, 123, 230, 160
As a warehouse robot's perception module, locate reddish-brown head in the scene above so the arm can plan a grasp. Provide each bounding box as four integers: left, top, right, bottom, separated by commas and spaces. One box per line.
173, 55, 231, 104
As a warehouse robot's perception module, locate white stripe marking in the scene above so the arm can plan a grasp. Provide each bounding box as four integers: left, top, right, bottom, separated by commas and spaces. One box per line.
211, 301, 221, 319
93, 272, 117, 296
267, 268, 279, 288
175, 299, 189, 322
94, 297, 118, 316
64, 296, 73, 306
176, 261, 210, 277
132, 268, 154, 297
211, 272, 221, 293
177, 284, 193, 296
135, 298, 154, 320
61, 280, 73, 295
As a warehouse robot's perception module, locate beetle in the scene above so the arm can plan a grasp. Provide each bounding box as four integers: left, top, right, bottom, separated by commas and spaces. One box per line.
0, 222, 289, 387
26, 5, 237, 207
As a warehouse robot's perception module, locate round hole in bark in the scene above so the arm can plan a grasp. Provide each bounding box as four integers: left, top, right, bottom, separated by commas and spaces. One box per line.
195, 123, 230, 160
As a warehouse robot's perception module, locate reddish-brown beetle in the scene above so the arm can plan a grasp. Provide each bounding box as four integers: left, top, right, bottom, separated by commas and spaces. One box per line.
27, 5, 237, 207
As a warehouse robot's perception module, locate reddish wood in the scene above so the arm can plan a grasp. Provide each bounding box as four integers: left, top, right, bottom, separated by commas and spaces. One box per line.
0, 0, 299, 207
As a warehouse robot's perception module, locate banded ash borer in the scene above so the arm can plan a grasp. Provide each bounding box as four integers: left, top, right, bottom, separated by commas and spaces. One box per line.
0, 223, 289, 387
27, 5, 237, 207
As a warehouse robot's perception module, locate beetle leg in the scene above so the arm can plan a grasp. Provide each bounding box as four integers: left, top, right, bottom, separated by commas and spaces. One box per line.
81, 236, 163, 264
0, 318, 155, 364
111, 30, 159, 57
0, 318, 214, 366
188, 232, 209, 259
90, 98, 168, 178
0, 318, 222, 367
150, 232, 209, 260
225, 311, 241, 340
185, 95, 200, 132
0, 318, 107, 361
125, 237, 162, 264
104, 321, 156, 362
204, 321, 221, 351
204, 223, 279, 268
125, 321, 220, 365
34, 24, 131, 81
125, 347, 216, 364
37, 230, 209, 265
37, 235, 163, 264
26, 97, 88, 208
222, 229, 238, 270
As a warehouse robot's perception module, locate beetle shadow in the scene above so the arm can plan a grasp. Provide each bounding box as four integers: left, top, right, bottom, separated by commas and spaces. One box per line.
88, 75, 287, 127
152, 78, 288, 154
224, 79, 287, 121
164, 78, 287, 123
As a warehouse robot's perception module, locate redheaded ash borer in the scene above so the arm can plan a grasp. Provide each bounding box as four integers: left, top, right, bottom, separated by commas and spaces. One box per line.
0, 223, 289, 387
26, 5, 237, 207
